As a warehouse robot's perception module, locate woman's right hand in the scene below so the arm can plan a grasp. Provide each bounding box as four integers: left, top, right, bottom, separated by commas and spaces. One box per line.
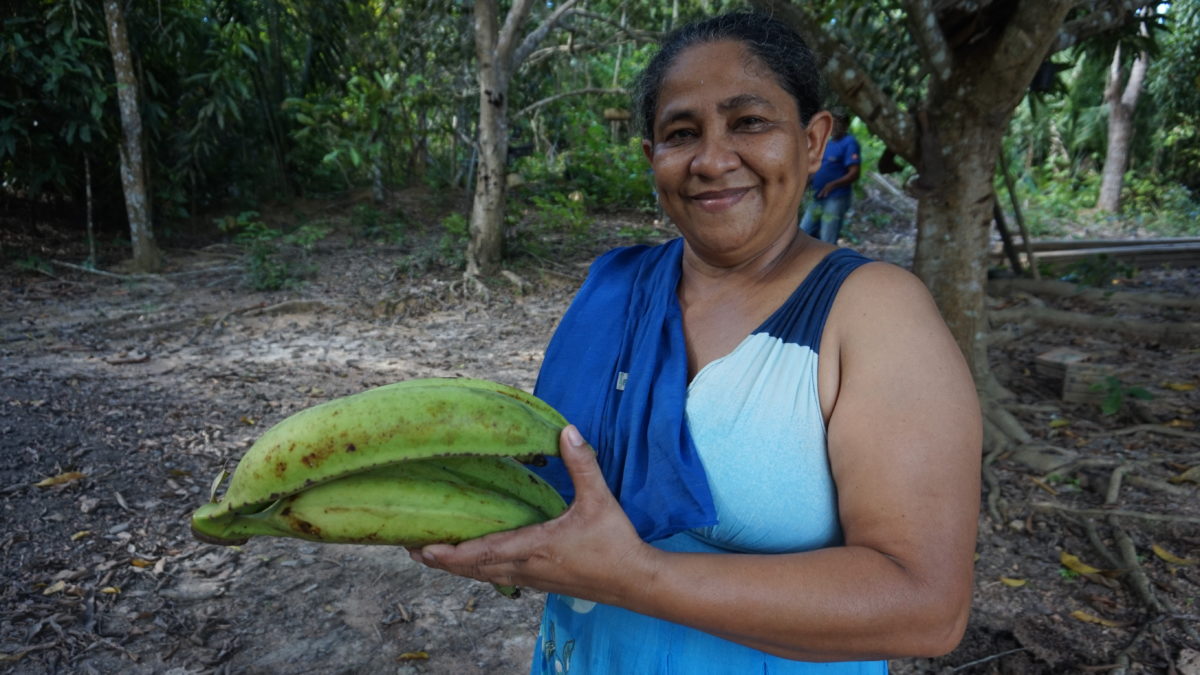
409, 425, 659, 606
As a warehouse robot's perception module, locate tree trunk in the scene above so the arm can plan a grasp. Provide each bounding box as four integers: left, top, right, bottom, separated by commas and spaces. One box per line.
103, 0, 160, 272
466, 0, 578, 280
467, 0, 512, 278
912, 102, 1006, 382
1096, 42, 1150, 213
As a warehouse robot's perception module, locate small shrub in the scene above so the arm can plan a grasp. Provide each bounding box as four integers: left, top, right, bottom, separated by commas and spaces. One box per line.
1091, 376, 1154, 417
436, 212, 469, 269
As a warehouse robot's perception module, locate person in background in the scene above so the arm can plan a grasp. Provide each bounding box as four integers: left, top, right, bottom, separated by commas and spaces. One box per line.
411, 12, 980, 673
800, 110, 861, 244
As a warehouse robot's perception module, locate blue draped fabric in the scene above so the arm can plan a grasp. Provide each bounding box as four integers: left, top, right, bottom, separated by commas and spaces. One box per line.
531, 238, 717, 542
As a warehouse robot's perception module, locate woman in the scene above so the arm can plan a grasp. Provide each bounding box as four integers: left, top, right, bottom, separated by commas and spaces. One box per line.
412, 12, 981, 673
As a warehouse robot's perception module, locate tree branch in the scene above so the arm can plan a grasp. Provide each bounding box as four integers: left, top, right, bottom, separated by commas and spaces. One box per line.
981, 0, 1075, 109
564, 9, 660, 43
1050, 0, 1161, 53
512, 0, 584, 69
748, 0, 919, 164
903, 0, 953, 82
515, 87, 628, 118
495, 0, 536, 65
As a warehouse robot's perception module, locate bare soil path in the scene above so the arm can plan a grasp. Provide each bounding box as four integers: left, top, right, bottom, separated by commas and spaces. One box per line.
2, 203, 1197, 674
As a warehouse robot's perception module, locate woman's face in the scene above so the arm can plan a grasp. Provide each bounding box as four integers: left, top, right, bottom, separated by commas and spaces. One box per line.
643, 40, 831, 265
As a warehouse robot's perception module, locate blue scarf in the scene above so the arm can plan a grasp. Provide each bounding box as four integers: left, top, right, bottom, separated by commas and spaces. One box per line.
532, 238, 717, 542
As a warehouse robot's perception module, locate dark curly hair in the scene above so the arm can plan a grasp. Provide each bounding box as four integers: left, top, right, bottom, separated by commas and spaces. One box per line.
634, 12, 824, 142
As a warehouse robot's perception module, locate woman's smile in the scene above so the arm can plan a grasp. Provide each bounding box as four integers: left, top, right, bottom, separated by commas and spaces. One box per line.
690, 187, 752, 212
643, 39, 831, 266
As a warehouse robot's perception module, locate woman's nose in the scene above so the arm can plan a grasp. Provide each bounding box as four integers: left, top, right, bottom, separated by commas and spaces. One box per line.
689, 132, 740, 177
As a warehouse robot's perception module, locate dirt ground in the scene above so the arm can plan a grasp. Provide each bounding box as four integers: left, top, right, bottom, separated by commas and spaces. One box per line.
2, 190, 1198, 674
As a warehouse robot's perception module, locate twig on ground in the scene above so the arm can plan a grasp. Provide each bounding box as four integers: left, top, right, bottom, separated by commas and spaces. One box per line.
1083, 518, 1124, 570
1109, 517, 1164, 612
1110, 424, 1200, 442
1105, 463, 1134, 505
948, 647, 1030, 672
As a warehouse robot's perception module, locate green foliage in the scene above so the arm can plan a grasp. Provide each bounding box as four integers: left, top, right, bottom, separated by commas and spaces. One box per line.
437, 212, 470, 270
1119, 177, 1200, 236
529, 193, 589, 237
0, 2, 112, 198
1090, 376, 1154, 416
217, 210, 326, 291
513, 126, 654, 211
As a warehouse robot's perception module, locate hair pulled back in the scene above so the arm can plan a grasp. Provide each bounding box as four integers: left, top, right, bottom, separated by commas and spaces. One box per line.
634, 12, 823, 142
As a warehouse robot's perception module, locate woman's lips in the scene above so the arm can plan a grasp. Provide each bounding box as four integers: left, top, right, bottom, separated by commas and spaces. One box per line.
689, 187, 750, 212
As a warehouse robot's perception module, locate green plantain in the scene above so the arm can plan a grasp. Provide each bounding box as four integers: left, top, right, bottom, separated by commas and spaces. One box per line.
191, 460, 548, 546
206, 379, 565, 519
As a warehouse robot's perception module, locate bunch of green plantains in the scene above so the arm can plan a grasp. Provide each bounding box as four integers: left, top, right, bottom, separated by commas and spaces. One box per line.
190, 378, 568, 595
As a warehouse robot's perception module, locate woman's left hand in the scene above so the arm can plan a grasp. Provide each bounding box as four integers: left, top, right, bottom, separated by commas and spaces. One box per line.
409, 425, 656, 604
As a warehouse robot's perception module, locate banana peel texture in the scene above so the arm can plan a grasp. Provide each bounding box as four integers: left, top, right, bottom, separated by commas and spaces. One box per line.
190, 378, 568, 559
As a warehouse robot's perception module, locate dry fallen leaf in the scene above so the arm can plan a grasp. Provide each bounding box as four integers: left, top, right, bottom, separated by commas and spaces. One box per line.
1169, 466, 1200, 485
1060, 551, 1102, 575
1167, 419, 1195, 429
1048, 418, 1071, 428
34, 471, 86, 488
1070, 610, 1129, 628
1000, 577, 1027, 587
42, 580, 66, 595
101, 586, 120, 594
70, 530, 91, 541
1152, 543, 1197, 566
130, 558, 156, 568
397, 652, 429, 662
1162, 381, 1197, 392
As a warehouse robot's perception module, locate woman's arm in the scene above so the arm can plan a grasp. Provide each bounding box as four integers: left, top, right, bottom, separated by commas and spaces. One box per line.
413, 263, 981, 662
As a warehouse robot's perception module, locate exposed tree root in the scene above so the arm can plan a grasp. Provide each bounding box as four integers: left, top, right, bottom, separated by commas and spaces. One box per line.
452, 272, 492, 301
989, 305, 1200, 345
1033, 503, 1200, 527
1111, 424, 1200, 442
988, 277, 1200, 311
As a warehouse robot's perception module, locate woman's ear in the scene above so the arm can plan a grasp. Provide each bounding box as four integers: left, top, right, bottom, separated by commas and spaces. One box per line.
804, 111, 835, 174
641, 137, 654, 162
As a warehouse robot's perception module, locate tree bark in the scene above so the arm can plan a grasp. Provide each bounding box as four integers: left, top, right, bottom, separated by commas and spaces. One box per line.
1096, 41, 1150, 213
466, 0, 580, 279
103, 0, 160, 272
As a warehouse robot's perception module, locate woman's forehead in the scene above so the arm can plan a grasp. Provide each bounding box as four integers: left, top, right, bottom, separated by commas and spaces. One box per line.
655, 41, 789, 114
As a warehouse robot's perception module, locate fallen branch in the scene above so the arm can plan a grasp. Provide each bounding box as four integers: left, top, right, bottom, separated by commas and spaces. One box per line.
990, 305, 1200, 346
988, 277, 1199, 311
1033, 502, 1200, 526
1110, 424, 1200, 442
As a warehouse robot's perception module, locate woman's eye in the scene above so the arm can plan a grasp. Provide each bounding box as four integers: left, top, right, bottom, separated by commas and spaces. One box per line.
664, 128, 696, 142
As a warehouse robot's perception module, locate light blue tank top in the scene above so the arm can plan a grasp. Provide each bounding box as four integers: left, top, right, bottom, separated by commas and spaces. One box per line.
531, 249, 885, 674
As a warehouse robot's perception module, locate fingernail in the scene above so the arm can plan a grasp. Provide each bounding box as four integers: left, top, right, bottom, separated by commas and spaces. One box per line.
565, 424, 584, 448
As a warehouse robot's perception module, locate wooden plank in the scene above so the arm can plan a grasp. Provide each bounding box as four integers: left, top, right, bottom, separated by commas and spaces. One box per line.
1020, 237, 1200, 252
1062, 363, 1116, 405
992, 243, 1200, 268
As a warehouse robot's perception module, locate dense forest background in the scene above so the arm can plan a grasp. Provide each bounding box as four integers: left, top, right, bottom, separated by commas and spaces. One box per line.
3, 0, 1198, 278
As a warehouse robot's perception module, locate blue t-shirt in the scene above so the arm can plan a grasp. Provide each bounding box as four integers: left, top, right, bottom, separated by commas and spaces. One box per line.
811, 134, 861, 199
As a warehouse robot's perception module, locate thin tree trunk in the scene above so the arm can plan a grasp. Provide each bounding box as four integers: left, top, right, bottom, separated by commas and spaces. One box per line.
1096, 42, 1150, 213
466, 0, 580, 279
467, 0, 511, 278
103, 0, 160, 272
